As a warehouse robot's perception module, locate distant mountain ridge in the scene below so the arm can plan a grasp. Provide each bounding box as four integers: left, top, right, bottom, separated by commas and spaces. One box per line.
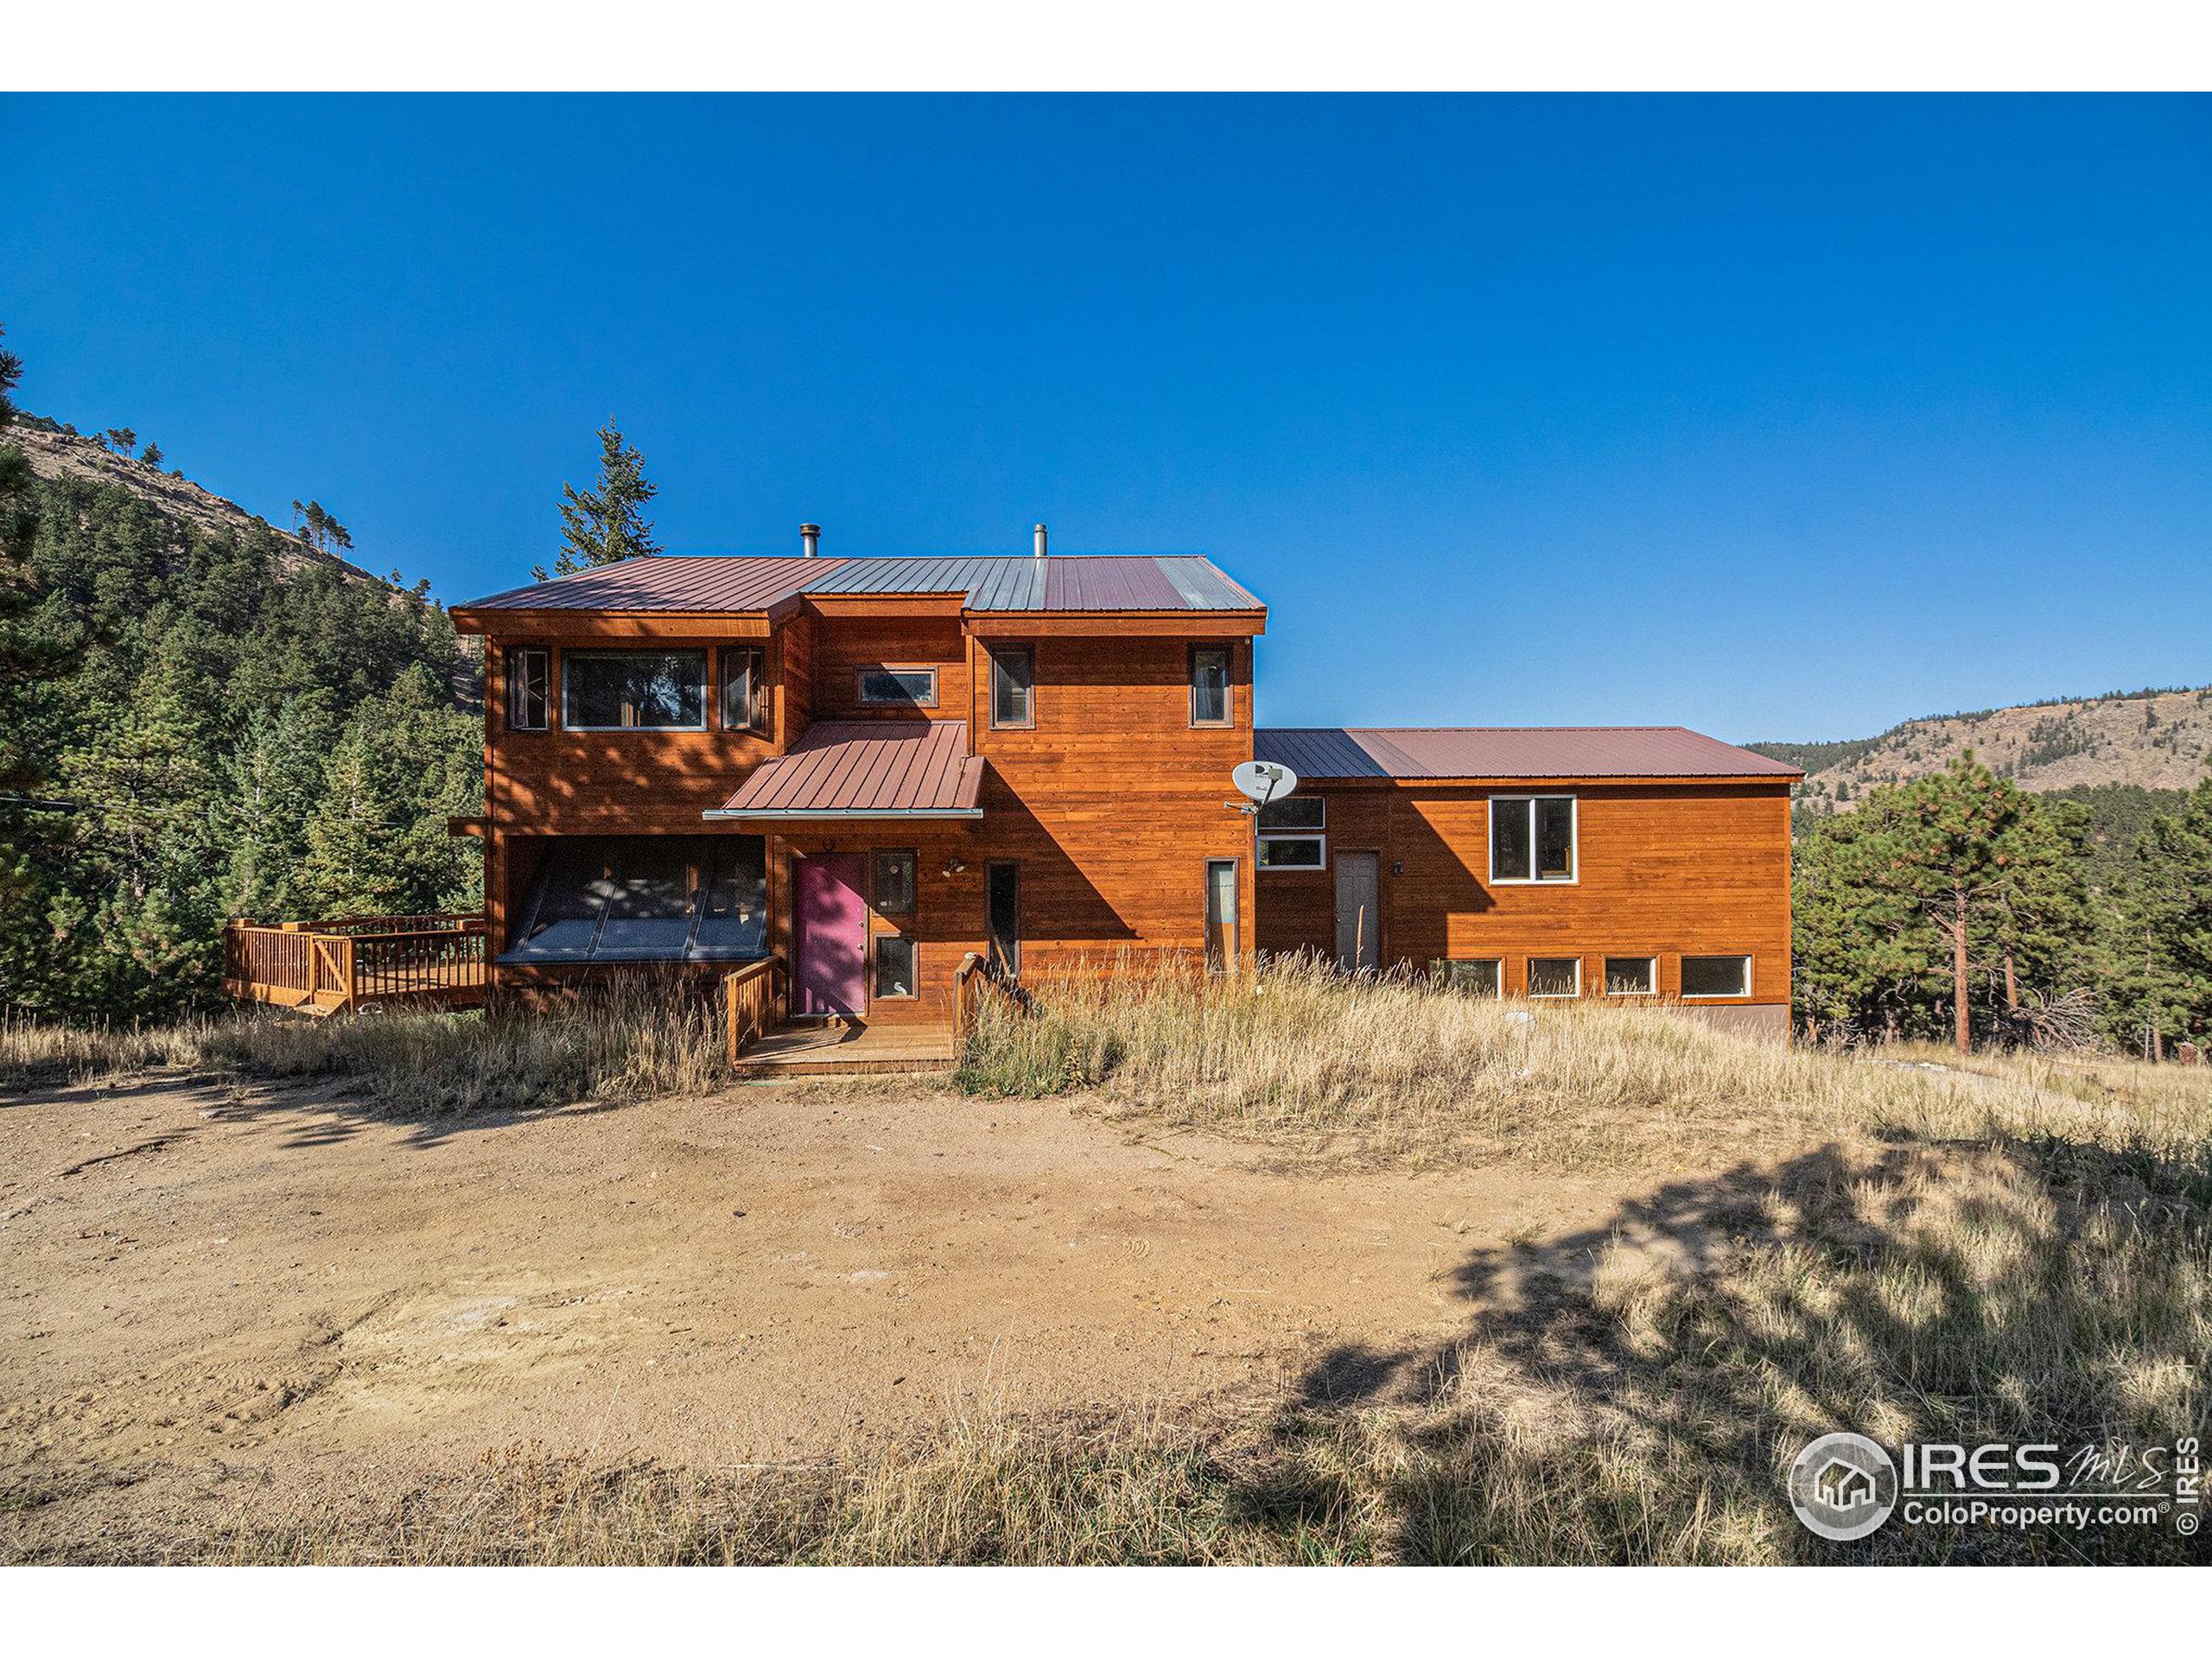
11, 419, 387, 588
1752, 683, 2212, 804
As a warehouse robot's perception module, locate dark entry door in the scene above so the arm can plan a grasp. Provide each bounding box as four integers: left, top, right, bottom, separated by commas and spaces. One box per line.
1334, 852, 1381, 971
985, 861, 1020, 976
795, 853, 867, 1015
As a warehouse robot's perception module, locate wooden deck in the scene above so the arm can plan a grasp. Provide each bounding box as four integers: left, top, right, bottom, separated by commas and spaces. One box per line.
729, 1020, 958, 1077
223, 914, 488, 1016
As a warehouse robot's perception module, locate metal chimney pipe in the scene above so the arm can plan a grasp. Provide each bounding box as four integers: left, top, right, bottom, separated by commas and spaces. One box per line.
800, 523, 820, 559
1033, 523, 1047, 559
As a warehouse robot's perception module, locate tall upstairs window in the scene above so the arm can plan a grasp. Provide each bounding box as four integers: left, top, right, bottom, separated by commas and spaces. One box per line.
506, 645, 550, 731
563, 651, 708, 730
719, 646, 767, 734
1189, 645, 1231, 727
989, 645, 1034, 729
1490, 795, 1576, 883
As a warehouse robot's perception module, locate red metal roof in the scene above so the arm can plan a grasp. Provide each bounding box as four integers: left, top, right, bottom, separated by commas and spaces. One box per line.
459, 556, 849, 613
707, 721, 986, 819
456, 554, 1262, 616
1255, 727, 1802, 781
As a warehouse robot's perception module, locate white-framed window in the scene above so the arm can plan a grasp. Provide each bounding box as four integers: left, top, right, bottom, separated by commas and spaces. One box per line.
1491, 795, 1576, 883
988, 646, 1034, 728
858, 666, 938, 708
1258, 795, 1325, 869
1681, 955, 1752, 998
1439, 958, 1503, 997
1257, 836, 1325, 870
1527, 957, 1581, 998
1605, 956, 1657, 996
1189, 645, 1231, 727
563, 650, 709, 730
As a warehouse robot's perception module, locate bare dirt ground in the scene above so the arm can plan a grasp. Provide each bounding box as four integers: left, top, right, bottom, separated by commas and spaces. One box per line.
2, 1069, 1734, 1559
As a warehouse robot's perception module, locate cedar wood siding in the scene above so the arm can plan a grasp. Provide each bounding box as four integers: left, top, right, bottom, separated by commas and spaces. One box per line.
965, 632, 1256, 982
1253, 779, 1794, 1007
476, 615, 1259, 1011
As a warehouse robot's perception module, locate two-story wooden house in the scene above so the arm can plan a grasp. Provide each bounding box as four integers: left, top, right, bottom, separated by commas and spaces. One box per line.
219, 532, 1799, 1048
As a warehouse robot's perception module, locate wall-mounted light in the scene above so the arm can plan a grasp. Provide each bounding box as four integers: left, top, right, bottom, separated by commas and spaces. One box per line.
944, 855, 967, 877
1391, 861, 1404, 876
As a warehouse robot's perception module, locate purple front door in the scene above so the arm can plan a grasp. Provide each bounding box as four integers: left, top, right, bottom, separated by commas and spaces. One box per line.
794, 853, 868, 1016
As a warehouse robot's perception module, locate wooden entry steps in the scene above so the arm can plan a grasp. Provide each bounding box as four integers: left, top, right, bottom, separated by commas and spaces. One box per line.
730, 1020, 958, 1077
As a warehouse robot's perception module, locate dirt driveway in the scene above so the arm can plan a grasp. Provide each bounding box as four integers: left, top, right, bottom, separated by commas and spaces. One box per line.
3, 1070, 1695, 1556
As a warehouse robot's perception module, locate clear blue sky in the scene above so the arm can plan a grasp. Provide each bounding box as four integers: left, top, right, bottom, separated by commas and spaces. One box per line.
6, 94, 2207, 741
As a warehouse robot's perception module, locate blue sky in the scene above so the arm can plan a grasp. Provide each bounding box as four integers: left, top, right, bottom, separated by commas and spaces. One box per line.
5, 94, 2207, 741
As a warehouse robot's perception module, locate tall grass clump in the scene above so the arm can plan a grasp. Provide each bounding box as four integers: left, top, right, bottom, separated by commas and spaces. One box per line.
958, 953, 2135, 1171
2, 975, 725, 1116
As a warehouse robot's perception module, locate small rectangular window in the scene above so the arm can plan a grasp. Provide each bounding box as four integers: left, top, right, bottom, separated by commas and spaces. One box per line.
1205, 858, 1239, 974
719, 647, 766, 734
989, 646, 1034, 728
1440, 959, 1502, 997
874, 849, 917, 916
1257, 795, 1325, 831
1681, 955, 1751, 998
563, 651, 708, 730
858, 667, 938, 708
1491, 797, 1576, 884
1605, 957, 1657, 996
506, 646, 550, 731
1189, 645, 1231, 727
874, 935, 917, 1000
1527, 957, 1581, 998
1257, 836, 1326, 870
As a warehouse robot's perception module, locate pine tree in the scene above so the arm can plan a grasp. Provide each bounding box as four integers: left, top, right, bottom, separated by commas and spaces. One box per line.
535, 420, 662, 580
2107, 778, 2212, 1056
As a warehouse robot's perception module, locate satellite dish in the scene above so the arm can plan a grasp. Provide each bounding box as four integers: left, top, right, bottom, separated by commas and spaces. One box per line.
1232, 760, 1299, 806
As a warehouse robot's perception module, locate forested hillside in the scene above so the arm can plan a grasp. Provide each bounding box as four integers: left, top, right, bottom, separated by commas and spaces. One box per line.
0, 342, 481, 1021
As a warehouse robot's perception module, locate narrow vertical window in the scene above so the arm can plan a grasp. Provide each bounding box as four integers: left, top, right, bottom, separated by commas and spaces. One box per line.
719, 647, 766, 734
1205, 859, 1239, 974
506, 646, 550, 731
990, 645, 1034, 729
1189, 645, 1231, 727
985, 861, 1020, 977
874, 849, 917, 916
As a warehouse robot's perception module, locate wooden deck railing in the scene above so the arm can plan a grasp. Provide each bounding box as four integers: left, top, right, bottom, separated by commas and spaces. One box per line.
952, 951, 990, 1049
223, 915, 488, 1015
724, 956, 789, 1062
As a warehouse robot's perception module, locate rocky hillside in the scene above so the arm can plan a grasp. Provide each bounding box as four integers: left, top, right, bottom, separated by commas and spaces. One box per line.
11, 421, 384, 585
1756, 683, 2212, 808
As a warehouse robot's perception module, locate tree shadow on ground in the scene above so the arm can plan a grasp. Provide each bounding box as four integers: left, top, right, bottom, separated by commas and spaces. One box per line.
1227, 1139, 2210, 1565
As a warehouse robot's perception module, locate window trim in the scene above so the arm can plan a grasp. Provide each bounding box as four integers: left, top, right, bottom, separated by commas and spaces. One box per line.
871, 933, 918, 1001
1438, 957, 1503, 997
1680, 954, 1754, 999
505, 644, 550, 732
872, 848, 918, 917
1205, 856, 1240, 975
1257, 834, 1327, 871
988, 645, 1035, 730
717, 645, 769, 735
1489, 794, 1580, 886
1604, 955, 1659, 997
856, 664, 940, 709
1525, 956, 1583, 999
560, 648, 710, 733
1188, 644, 1233, 728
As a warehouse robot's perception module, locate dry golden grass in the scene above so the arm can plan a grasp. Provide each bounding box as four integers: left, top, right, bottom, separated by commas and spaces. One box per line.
959, 955, 2212, 1180
0, 976, 724, 1116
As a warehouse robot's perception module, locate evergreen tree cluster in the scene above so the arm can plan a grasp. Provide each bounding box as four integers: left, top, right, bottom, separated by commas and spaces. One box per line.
0, 372, 480, 1020
1794, 753, 2212, 1056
